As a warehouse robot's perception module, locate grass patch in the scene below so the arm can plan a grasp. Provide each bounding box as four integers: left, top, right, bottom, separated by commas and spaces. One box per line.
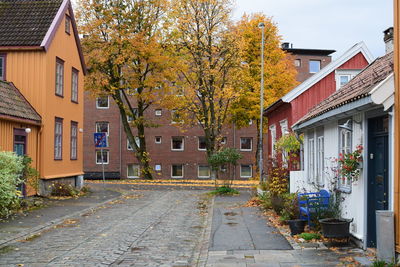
0, 245, 15, 254
298, 232, 321, 241
208, 186, 239, 196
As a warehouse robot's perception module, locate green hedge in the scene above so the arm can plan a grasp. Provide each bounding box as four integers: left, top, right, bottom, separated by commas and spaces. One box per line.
0, 151, 24, 217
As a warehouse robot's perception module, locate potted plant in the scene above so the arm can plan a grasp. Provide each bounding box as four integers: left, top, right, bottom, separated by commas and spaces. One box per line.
280, 193, 307, 235
338, 144, 363, 182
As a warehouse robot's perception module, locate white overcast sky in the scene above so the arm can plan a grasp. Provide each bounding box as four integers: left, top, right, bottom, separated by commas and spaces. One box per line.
233, 0, 393, 59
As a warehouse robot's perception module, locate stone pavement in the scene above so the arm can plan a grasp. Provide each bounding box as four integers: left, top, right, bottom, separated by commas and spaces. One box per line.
202, 191, 374, 267
0, 186, 211, 267
0, 186, 121, 247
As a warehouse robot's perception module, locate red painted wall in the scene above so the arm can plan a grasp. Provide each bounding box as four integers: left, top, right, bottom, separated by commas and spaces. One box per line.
338, 52, 369, 69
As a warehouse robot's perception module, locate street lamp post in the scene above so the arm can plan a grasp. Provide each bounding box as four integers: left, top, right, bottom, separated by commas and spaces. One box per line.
258, 22, 265, 182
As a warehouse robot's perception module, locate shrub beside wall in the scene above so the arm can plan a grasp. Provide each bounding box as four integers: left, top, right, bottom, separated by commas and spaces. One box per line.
0, 151, 24, 217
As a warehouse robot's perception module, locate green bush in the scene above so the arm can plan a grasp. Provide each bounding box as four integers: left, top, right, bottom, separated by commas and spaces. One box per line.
0, 151, 24, 217
50, 182, 79, 197
258, 191, 272, 210
209, 186, 239, 196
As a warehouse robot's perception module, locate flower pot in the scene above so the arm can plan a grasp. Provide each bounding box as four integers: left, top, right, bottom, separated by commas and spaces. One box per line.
319, 218, 353, 238
288, 219, 307, 235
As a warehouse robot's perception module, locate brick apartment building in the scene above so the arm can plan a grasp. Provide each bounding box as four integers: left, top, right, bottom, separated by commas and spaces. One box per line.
83, 44, 335, 180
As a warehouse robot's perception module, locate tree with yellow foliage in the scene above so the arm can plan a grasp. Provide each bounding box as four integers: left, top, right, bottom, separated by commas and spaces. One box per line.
165, 0, 241, 158
230, 13, 298, 173
77, 0, 176, 179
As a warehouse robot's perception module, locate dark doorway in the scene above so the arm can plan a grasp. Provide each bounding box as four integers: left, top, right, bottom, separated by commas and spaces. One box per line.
367, 115, 389, 247
13, 128, 27, 196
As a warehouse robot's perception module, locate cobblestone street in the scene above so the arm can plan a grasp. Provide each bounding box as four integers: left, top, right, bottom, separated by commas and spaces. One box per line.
0, 188, 210, 267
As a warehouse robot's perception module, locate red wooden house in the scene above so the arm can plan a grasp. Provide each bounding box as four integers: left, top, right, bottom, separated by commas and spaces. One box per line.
264, 42, 373, 170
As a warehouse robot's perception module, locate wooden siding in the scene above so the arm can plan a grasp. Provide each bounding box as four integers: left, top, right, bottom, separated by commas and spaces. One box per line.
338, 52, 369, 69
0, 120, 40, 196
291, 72, 336, 124
394, 0, 400, 253
4, 12, 83, 179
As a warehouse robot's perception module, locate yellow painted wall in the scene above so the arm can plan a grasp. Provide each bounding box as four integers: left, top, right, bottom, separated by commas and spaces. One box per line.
0, 120, 40, 196
4, 12, 84, 179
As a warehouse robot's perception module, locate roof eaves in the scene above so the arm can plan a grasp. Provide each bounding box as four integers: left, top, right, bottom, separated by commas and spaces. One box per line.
282, 42, 374, 103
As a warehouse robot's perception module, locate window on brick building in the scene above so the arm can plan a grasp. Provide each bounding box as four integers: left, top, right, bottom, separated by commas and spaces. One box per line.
198, 165, 210, 178
171, 136, 184, 151
198, 136, 206, 150
96, 121, 109, 135
309, 60, 321, 73
171, 164, 183, 178
127, 164, 140, 178
155, 136, 162, 144
155, 164, 162, 172
240, 164, 252, 178
155, 109, 162, 116
96, 96, 109, 109
240, 137, 252, 151
96, 150, 109, 164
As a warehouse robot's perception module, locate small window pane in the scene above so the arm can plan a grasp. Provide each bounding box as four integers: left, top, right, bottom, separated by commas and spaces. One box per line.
198, 136, 206, 150
172, 164, 183, 177
240, 137, 252, 151
96, 122, 109, 134
241, 165, 252, 178
71, 69, 78, 102
294, 59, 301, 67
65, 15, 71, 34
155, 136, 162, 144
127, 164, 140, 178
0, 56, 4, 80
221, 137, 227, 144
96, 150, 108, 164
198, 166, 210, 178
55, 59, 64, 96
340, 75, 350, 87
309, 60, 321, 73
155, 109, 162, 116
172, 137, 184, 150
96, 96, 109, 108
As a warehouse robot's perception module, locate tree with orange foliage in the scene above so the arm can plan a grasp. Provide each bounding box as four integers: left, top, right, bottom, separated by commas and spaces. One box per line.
230, 13, 298, 174
77, 0, 177, 179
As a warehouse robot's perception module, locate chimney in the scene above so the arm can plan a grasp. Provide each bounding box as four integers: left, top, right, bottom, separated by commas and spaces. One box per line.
281, 42, 290, 49
383, 27, 393, 54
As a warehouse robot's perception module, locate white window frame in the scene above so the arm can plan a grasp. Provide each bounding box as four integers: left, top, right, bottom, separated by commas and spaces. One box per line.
221, 137, 227, 145
240, 137, 252, 151
240, 164, 252, 178
198, 136, 206, 151
316, 136, 324, 185
280, 120, 289, 166
96, 96, 109, 109
338, 127, 352, 191
171, 164, 184, 178
71, 68, 78, 102
171, 136, 184, 151
155, 109, 162, 116
127, 164, 140, 178
155, 136, 162, 144
308, 137, 315, 183
96, 121, 109, 135
294, 59, 301, 67
96, 150, 109, 164
127, 137, 140, 150
198, 165, 211, 178
309, 60, 321, 73
269, 125, 277, 158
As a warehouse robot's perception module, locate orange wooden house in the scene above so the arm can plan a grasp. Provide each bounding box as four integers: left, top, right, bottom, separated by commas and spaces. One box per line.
0, 0, 86, 195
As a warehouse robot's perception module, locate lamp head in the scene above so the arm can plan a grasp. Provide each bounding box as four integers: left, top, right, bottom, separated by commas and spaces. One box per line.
258, 22, 265, 28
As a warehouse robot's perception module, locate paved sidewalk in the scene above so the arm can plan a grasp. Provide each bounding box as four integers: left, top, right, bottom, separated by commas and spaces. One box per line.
203, 191, 374, 267
0, 185, 121, 247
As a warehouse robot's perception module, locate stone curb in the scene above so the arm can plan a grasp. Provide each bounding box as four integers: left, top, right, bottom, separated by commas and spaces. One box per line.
0, 191, 122, 248
194, 196, 215, 267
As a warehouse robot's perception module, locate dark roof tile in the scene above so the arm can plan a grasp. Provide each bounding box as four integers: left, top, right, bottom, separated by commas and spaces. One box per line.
0, 81, 41, 122
0, 0, 62, 46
